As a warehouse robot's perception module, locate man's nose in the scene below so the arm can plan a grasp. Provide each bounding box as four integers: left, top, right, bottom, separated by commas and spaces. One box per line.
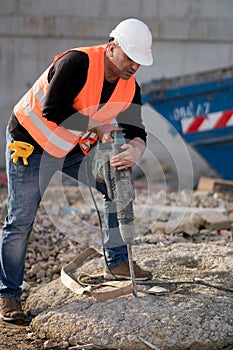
131, 62, 140, 71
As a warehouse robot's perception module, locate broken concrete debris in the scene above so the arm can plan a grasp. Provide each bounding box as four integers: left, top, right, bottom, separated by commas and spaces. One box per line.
0, 181, 233, 350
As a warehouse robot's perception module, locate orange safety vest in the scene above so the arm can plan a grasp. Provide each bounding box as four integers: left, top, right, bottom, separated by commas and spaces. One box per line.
14, 45, 136, 157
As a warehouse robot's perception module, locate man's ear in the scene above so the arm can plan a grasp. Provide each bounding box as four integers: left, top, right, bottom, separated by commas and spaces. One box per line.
106, 41, 116, 58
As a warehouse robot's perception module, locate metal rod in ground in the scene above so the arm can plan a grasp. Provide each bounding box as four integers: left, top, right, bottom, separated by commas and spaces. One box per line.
127, 243, 137, 297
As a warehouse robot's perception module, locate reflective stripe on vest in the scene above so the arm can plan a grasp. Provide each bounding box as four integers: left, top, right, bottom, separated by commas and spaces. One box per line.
14, 45, 135, 157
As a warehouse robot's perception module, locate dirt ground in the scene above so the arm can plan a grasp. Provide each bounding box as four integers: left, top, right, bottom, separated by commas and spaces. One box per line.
0, 320, 45, 350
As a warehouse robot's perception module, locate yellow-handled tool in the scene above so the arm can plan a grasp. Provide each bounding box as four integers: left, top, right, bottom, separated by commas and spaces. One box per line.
8, 141, 34, 166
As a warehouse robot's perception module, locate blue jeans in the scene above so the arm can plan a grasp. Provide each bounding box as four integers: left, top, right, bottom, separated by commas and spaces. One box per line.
0, 129, 128, 299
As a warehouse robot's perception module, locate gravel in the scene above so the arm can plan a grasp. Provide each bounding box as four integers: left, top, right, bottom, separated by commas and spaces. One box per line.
0, 182, 233, 349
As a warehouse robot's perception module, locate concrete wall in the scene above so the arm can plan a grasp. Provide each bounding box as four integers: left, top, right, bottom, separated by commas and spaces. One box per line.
0, 0, 233, 172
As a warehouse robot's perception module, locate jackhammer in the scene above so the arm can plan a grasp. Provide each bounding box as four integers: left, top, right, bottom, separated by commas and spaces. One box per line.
92, 129, 137, 297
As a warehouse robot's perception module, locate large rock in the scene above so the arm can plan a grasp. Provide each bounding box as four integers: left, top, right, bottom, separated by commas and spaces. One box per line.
190, 211, 232, 230
25, 243, 233, 350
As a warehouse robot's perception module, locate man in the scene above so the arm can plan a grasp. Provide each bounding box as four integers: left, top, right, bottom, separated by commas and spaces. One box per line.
0, 18, 153, 323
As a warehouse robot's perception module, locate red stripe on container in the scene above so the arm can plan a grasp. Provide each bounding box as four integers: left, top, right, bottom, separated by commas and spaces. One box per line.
186, 115, 206, 133
214, 110, 233, 128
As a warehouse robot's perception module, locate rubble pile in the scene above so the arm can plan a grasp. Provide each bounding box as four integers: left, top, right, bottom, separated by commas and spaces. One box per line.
0, 184, 233, 349
0, 185, 233, 290
133, 188, 233, 243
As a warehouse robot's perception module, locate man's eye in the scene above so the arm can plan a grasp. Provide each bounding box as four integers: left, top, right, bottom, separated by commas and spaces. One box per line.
126, 54, 133, 62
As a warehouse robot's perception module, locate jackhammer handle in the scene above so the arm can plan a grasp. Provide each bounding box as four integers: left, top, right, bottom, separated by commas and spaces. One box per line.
111, 129, 125, 145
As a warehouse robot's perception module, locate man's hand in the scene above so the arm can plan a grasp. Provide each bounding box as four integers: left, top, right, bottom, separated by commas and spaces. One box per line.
95, 124, 120, 143
110, 137, 146, 170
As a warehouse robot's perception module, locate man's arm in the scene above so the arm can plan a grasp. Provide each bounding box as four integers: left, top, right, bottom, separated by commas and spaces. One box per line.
117, 82, 147, 143
111, 82, 147, 169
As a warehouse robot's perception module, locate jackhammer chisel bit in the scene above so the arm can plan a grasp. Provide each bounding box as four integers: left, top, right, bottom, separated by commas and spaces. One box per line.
93, 129, 137, 297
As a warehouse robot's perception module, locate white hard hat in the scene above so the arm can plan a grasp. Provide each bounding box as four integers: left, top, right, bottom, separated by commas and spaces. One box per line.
109, 18, 153, 66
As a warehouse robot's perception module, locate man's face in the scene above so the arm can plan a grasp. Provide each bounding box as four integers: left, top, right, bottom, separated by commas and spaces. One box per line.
107, 42, 140, 80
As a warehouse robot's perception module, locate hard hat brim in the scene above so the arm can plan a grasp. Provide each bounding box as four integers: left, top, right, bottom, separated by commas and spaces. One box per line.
121, 46, 153, 66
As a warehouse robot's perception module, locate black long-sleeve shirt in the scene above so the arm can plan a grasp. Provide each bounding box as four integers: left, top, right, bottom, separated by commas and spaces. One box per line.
9, 50, 147, 154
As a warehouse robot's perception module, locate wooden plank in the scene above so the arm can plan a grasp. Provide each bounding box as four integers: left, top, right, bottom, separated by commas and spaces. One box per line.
197, 176, 233, 192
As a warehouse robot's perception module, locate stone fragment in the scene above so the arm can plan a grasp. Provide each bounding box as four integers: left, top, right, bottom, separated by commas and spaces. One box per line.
147, 286, 169, 295
43, 339, 57, 349
220, 229, 232, 240
199, 229, 219, 236
21, 280, 31, 291
190, 210, 232, 230
151, 218, 198, 236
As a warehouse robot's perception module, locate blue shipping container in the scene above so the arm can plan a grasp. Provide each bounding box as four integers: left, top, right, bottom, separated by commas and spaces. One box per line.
142, 66, 233, 180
